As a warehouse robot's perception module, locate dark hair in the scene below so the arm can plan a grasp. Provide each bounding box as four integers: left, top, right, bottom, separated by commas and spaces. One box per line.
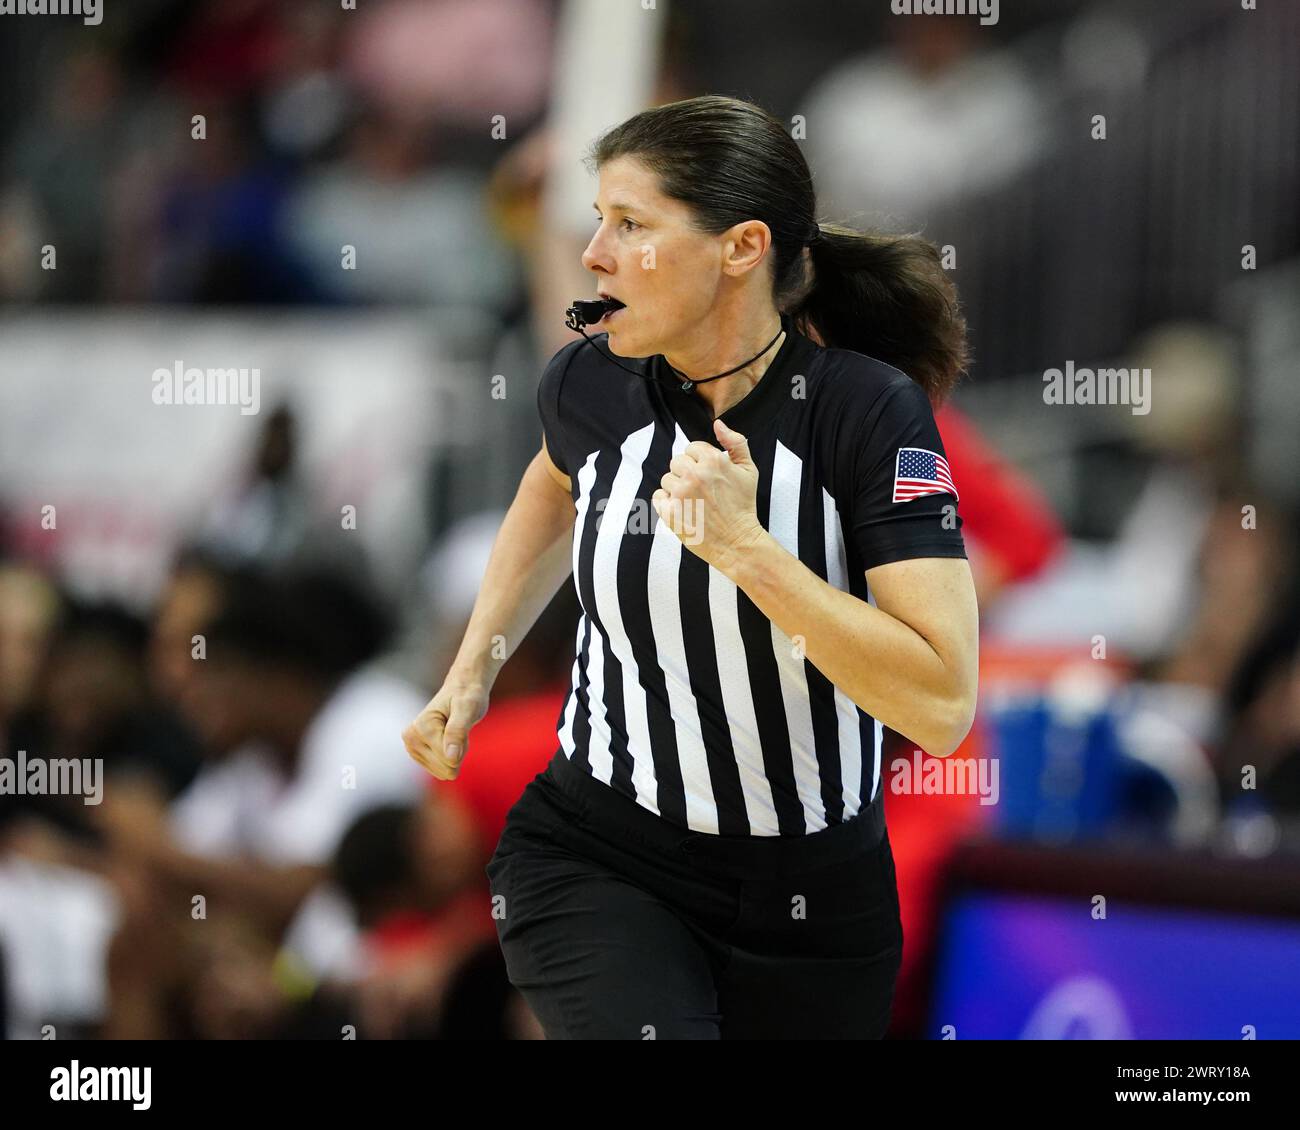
49, 598, 150, 659
587, 95, 969, 405
204, 565, 392, 682
332, 803, 417, 921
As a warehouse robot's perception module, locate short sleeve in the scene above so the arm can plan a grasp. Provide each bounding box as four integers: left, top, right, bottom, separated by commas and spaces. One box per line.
536, 342, 577, 476
849, 377, 967, 570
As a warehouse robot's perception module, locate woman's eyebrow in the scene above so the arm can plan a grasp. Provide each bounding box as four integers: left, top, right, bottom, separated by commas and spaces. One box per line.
592, 200, 639, 213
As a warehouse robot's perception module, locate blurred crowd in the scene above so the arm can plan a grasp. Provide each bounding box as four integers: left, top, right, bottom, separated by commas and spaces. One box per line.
0, 0, 539, 307
2, 0, 1299, 1039
0, 480, 583, 1038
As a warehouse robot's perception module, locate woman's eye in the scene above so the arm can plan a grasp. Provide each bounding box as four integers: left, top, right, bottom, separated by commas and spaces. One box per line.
621, 218, 639, 232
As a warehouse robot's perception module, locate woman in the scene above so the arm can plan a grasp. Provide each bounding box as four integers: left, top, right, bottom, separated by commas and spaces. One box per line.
402, 95, 978, 1039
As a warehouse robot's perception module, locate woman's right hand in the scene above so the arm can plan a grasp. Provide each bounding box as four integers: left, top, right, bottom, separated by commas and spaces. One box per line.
402, 675, 490, 781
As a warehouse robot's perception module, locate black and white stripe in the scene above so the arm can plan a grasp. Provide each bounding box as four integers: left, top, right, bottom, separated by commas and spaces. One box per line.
557, 421, 880, 835
540, 313, 963, 837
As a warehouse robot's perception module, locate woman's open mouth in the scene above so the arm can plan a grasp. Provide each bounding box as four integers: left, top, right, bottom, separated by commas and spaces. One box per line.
599, 297, 626, 323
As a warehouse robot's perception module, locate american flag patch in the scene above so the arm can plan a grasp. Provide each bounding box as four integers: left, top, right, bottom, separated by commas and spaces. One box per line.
893, 447, 959, 504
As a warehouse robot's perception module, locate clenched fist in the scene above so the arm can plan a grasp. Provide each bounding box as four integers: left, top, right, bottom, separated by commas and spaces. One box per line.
651, 417, 768, 574
402, 676, 490, 781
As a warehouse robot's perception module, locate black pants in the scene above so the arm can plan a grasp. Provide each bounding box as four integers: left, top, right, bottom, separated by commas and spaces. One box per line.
486, 749, 904, 1039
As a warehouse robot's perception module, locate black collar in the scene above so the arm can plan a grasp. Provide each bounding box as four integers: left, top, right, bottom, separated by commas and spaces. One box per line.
648, 312, 816, 443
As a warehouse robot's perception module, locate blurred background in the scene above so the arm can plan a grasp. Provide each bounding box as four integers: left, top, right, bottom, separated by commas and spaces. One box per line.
1, 0, 1298, 1040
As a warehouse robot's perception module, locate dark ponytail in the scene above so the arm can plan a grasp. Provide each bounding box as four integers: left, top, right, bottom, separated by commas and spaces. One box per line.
588, 95, 969, 406
795, 225, 969, 406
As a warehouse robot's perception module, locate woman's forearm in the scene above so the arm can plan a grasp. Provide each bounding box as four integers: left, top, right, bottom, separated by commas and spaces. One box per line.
724, 530, 977, 757
447, 451, 577, 687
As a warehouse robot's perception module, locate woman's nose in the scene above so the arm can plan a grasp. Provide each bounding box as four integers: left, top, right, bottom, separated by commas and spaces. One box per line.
581, 228, 610, 273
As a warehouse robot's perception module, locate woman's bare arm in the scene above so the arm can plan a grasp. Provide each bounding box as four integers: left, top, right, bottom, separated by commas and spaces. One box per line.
448, 439, 575, 685
726, 543, 979, 758
403, 441, 576, 778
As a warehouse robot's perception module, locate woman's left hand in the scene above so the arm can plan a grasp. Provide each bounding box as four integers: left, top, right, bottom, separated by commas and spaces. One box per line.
651, 418, 770, 574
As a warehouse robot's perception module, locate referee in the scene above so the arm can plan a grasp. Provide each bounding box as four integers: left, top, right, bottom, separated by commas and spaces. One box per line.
403, 95, 979, 1039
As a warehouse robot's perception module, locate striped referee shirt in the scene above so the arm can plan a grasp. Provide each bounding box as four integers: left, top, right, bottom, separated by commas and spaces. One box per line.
538, 311, 966, 837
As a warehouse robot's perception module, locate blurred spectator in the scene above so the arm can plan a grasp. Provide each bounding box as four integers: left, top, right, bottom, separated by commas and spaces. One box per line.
801, 15, 1046, 227
3, 46, 127, 301
320, 799, 494, 1039
95, 565, 428, 1037
1220, 566, 1300, 830
0, 851, 120, 1039
191, 402, 371, 586
257, 2, 353, 163
344, 0, 550, 134
6, 597, 203, 828
986, 324, 1290, 711
0, 564, 62, 736
165, 567, 417, 903
193, 402, 313, 565
148, 545, 244, 704
0, 580, 202, 1040
1146, 489, 1293, 729
149, 95, 321, 303
282, 110, 516, 307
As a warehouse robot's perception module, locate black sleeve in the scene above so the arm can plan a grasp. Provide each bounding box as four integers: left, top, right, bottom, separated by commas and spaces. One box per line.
849, 377, 966, 570
535, 341, 578, 476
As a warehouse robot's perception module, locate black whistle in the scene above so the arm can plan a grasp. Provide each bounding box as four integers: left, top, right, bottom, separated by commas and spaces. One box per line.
565, 297, 620, 331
